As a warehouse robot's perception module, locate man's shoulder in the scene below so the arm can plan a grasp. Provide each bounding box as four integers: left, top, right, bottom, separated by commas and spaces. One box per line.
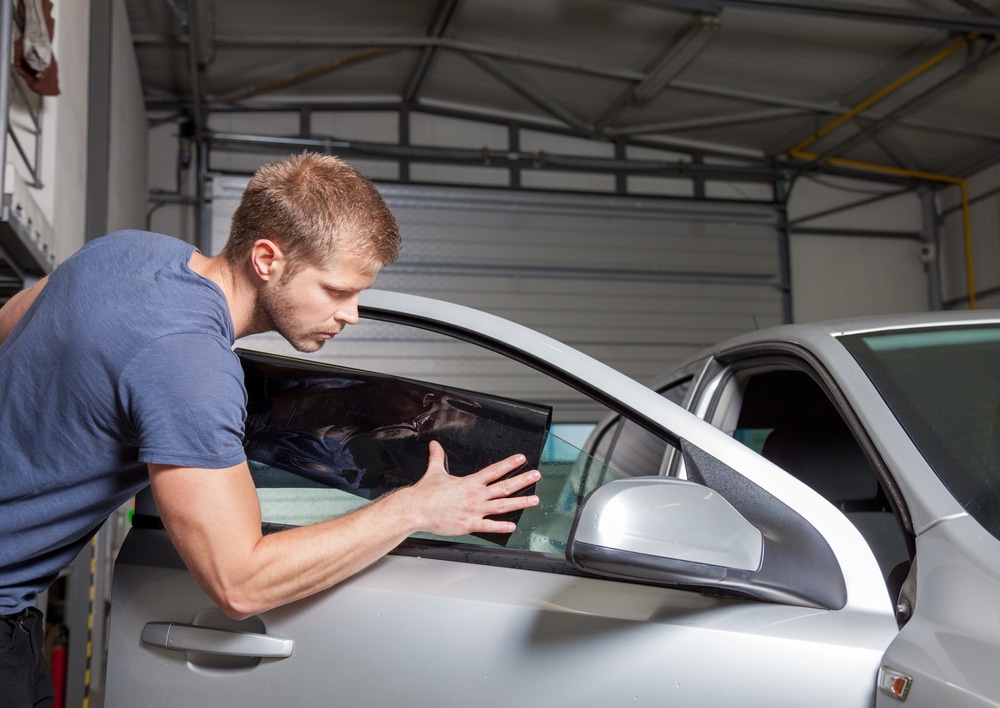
78, 230, 193, 257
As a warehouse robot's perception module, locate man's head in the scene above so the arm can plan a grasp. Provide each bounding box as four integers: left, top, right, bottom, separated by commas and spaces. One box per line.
224, 152, 400, 281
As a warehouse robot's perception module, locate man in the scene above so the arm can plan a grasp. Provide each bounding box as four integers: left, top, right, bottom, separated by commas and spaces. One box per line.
0, 153, 540, 706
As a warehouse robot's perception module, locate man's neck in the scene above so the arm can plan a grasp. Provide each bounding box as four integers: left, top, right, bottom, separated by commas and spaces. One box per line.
188, 251, 257, 339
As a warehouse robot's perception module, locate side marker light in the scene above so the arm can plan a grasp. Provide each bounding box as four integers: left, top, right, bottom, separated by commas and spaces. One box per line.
878, 667, 912, 701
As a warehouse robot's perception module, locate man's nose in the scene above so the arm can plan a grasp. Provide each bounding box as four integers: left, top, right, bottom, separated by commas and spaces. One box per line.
335, 296, 359, 325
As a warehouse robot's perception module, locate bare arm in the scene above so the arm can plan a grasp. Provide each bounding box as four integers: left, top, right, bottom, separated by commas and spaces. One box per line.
148, 440, 540, 620
0, 276, 47, 344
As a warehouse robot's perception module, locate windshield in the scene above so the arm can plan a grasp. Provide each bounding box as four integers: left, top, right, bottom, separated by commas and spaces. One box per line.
840, 324, 1000, 540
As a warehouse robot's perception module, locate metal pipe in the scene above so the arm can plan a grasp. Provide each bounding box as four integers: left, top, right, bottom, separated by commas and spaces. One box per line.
186, 0, 206, 250
790, 226, 922, 240
207, 131, 779, 182
784, 34, 997, 309
919, 190, 943, 311
630, 0, 1000, 35
0, 0, 14, 198
214, 47, 396, 104
790, 33, 976, 155
185, 1, 204, 143
774, 179, 792, 323
806, 41, 1000, 165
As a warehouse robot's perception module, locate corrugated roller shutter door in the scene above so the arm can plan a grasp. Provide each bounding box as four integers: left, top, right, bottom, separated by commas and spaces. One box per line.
212, 178, 783, 422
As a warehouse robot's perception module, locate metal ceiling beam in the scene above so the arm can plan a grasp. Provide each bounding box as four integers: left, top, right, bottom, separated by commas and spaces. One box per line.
462, 53, 593, 134
611, 107, 804, 135
594, 13, 720, 130
632, 0, 1000, 35
403, 0, 463, 103
137, 32, 999, 146
133, 34, 647, 83
804, 42, 1000, 169
665, 78, 1000, 144
945, 0, 995, 17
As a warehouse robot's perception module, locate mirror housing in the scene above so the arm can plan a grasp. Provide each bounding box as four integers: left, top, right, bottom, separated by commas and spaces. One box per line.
567, 444, 847, 610
568, 477, 762, 576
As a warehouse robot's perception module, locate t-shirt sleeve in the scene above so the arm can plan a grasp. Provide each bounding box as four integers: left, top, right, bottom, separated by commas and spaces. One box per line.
119, 333, 248, 468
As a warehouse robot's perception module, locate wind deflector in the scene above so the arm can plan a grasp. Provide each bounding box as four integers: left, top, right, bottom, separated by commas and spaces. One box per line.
238, 349, 552, 544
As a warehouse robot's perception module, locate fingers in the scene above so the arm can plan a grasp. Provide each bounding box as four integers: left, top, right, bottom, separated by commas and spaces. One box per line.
487, 468, 540, 499
474, 452, 529, 484
414, 442, 541, 537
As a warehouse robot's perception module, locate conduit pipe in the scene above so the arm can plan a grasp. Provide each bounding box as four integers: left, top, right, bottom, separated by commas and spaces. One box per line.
787, 33, 982, 308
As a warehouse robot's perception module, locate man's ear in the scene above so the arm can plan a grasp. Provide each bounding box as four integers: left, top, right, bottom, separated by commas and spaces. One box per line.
249, 239, 286, 282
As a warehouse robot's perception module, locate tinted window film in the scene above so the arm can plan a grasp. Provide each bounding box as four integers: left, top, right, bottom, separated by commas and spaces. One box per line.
241, 349, 625, 555
241, 349, 551, 545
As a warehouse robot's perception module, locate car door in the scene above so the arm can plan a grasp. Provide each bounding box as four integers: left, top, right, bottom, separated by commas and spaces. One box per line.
105, 291, 898, 707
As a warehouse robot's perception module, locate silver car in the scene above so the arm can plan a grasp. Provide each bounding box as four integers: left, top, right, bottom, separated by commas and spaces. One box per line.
106, 292, 1000, 707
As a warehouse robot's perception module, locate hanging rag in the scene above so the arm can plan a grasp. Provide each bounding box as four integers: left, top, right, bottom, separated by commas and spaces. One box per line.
14, 0, 60, 96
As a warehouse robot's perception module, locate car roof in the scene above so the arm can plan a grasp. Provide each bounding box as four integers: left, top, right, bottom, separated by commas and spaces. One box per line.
655, 309, 1000, 387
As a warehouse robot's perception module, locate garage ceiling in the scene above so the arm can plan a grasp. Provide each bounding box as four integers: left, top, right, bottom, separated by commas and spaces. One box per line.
123, 0, 1000, 182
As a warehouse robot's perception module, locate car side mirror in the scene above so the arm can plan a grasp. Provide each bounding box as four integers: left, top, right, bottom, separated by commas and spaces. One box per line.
567, 477, 762, 587
566, 442, 847, 610
568, 477, 763, 579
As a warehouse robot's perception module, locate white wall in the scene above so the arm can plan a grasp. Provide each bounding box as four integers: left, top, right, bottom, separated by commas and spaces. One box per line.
938, 163, 1000, 310
7, 0, 91, 264
786, 175, 929, 323
5, 0, 146, 267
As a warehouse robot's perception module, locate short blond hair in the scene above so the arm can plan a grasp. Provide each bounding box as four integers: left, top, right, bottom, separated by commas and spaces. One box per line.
224, 153, 400, 276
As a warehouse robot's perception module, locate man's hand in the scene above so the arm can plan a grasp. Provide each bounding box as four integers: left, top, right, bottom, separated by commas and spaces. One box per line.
392, 441, 541, 538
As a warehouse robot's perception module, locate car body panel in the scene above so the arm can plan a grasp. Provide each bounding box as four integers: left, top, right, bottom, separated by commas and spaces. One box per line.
108, 529, 893, 708
638, 309, 1000, 708
109, 291, 1000, 706
875, 516, 1000, 708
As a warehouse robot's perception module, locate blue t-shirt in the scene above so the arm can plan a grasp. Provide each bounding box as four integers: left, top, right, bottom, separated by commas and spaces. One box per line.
0, 230, 247, 613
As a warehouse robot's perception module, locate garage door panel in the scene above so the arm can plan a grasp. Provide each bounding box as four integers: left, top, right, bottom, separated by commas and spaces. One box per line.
215, 178, 782, 421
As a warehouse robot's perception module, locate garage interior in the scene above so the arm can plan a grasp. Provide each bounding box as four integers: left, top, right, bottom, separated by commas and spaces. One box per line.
1, 1, 999, 705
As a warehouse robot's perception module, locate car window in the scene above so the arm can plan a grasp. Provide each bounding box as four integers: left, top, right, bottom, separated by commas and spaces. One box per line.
840, 324, 1000, 542
238, 322, 635, 557
250, 430, 622, 555
588, 376, 691, 476
710, 365, 910, 586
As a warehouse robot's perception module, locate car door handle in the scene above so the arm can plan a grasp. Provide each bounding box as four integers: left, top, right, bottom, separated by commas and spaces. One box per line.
141, 622, 293, 658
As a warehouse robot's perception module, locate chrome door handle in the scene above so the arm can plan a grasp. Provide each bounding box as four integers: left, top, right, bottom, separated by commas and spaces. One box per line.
142, 622, 293, 658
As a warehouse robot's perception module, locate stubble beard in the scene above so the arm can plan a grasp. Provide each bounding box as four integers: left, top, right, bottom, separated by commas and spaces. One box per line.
252, 282, 326, 354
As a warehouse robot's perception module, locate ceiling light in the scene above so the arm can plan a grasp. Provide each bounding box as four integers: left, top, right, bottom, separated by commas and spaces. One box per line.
633, 14, 721, 103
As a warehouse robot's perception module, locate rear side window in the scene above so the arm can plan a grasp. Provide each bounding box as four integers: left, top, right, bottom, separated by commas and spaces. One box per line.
720, 367, 909, 584
589, 377, 691, 477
